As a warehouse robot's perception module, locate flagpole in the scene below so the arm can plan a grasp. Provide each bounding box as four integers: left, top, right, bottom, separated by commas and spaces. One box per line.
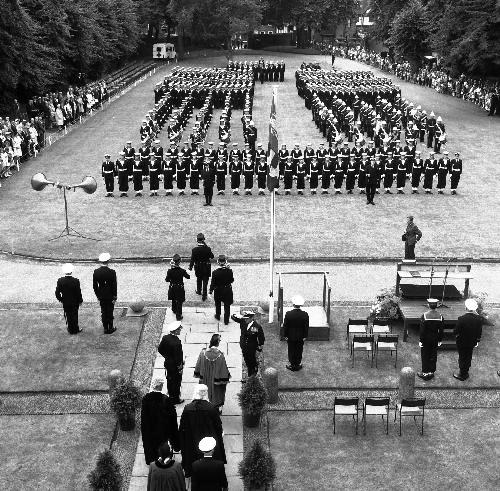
268, 86, 278, 323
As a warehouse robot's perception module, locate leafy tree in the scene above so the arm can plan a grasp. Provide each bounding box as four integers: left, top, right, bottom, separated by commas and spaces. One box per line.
387, 0, 429, 67
370, 0, 409, 41
88, 448, 123, 491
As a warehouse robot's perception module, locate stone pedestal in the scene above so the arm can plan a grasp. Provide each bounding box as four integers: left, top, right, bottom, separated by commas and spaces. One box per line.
108, 369, 125, 394
398, 366, 415, 402
263, 367, 278, 404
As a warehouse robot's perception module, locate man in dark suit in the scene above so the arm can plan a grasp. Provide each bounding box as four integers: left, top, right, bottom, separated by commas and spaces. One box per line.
158, 321, 185, 404
141, 378, 180, 464
55, 263, 83, 334
283, 295, 309, 371
191, 436, 228, 491
231, 311, 265, 376
403, 215, 422, 259
189, 233, 214, 301
453, 299, 483, 381
92, 252, 117, 334
209, 255, 234, 325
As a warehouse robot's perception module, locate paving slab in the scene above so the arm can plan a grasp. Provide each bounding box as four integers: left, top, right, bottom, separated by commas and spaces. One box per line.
224, 434, 244, 453
228, 475, 244, 491
221, 415, 244, 435
132, 452, 149, 477
129, 476, 148, 490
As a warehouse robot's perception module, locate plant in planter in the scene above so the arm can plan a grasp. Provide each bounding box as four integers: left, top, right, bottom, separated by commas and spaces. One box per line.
238, 439, 276, 491
468, 290, 495, 325
238, 375, 267, 428
88, 448, 122, 491
370, 287, 401, 320
110, 379, 142, 431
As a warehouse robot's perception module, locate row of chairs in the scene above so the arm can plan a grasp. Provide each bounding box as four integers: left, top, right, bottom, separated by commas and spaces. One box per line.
333, 397, 426, 436
347, 318, 398, 368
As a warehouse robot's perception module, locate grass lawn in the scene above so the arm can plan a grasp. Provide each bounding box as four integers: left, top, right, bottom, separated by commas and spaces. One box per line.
0, 414, 114, 491
267, 409, 499, 491
0, 52, 498, 260
0, 308, 145, 392
261, 307, 500, 389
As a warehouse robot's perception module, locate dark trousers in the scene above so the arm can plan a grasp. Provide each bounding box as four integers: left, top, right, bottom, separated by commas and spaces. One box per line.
99, 300, 114, 332
458, 347, 474, 377
421, 342, 438, 373
405, 242, 415, 259
215, 300, 231, 324
64, 305, 80, 334
104, 175, 114, 192
287, 339, 304, 368
242, 348, 258, 376
165, 366, 182, 402
204, 186, 213, 204
196, 276, 209, 298
366, 181, 376, 202
172, 300, 183, 320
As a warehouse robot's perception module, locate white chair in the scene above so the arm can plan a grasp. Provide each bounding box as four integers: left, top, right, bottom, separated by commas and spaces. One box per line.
351, 334, 374, 367
333, 397, 359, 434
395, 398, 426, 436
363, 397, 390, 434
346, 319, 369, 350
375, 334, 399, 368
372, 318, 391, 335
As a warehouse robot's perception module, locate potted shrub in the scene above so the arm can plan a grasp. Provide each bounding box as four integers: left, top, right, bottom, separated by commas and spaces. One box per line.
110, 379, 142, 431
238, 439, 276, 491
88, 448, 122, 491
238, 375, 267, 428
370, 287, 401, 321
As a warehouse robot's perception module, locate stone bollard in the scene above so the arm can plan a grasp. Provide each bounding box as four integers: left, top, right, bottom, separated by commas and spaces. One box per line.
108, 369, 125, 395
398, 366, 415, 402
263, 367, 278, 404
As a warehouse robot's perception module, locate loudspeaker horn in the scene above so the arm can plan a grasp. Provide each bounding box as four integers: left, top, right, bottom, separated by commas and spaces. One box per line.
73, 176, 97, 194
31, 173, 55, 191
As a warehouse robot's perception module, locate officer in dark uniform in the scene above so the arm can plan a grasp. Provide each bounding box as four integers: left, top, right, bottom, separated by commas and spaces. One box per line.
158, 321, 185, 404
365, 157, 379, 205
209, 255, 234, 325
101, 154, 115, 197
165, 254, 190, 320
116, 151, 129, 197
231, 311, 265, 376
202, 160, 216, 206
92, 252, 117, 334
189, 233, 214, 300
418, 299, 444, 381
55, 263, 83, 334
449, 152, 462, 195
283, 295, 309, 371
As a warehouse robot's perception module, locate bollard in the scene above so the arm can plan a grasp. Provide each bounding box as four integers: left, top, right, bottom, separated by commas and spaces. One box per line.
108, 369, 125, 394
263, 367, 278, 404
398, 366, 415, 402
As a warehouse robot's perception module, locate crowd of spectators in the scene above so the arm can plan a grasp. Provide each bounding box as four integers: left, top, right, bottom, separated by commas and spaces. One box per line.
342, 47, 500, 115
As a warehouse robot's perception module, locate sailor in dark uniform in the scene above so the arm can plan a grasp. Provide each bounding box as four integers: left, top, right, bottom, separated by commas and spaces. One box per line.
209, 255, 234, 325
101, 153, 115, 197
418, 299, 444, 381
165, 254, 190, 321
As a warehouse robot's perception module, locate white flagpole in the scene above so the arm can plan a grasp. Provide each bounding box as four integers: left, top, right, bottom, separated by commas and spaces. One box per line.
268, 87, 277, 323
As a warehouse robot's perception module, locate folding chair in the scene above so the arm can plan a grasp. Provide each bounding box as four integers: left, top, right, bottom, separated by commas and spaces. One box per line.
395, 398, 426, 436
375, 334, 399, 368
346, 318, 369, 350
351, 334, 374, 367
333, 397, 359, 434
363, 397, 390, 434
372, 317, 391, 335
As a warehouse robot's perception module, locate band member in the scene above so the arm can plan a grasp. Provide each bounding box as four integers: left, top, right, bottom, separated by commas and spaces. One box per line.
162, 157, 175, 196
321, 156, 332, 194
55, 263, 83, 334
423, 152, 437, 193
116, 151, 129, 197
149, 156, 161, 196
309, 157, 319, 194
176, 153, 188, 195
230, 154, 242, 195
411, 151, 423, 193
165, 254, 190, 321
418, 299, 444, 381
101, 153, 115, 197
450, 152, 462, 195
209, 255, 234, 325
383, 152, 395, 193
396, 152, 407, 193
189, 233, 214, 300
243, 157, 254, 195
123, 141, 135, 179
283, 156, 294, 195
132, 155, 143, 196
93, 252, 117, 334
189, 155, 200, 195
256, 156, 268, 195
437, 151, 450, 194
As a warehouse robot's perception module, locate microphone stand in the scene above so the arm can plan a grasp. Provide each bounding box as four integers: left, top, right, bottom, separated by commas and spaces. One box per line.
439, 259, 451, 308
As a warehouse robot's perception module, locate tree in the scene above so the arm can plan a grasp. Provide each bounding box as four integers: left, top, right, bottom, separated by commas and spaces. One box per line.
387, 0, 429, 67
370, 0, 409, 41
88, 448, 123, 491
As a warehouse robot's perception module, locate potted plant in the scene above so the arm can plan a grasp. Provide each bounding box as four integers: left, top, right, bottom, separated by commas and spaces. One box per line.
238, 375, 267, 428
88, 448, 122, 491
370, 287, 401, 321
468, 291, 495, 326
110, 379, 142, 431
238, 439, 276, 491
